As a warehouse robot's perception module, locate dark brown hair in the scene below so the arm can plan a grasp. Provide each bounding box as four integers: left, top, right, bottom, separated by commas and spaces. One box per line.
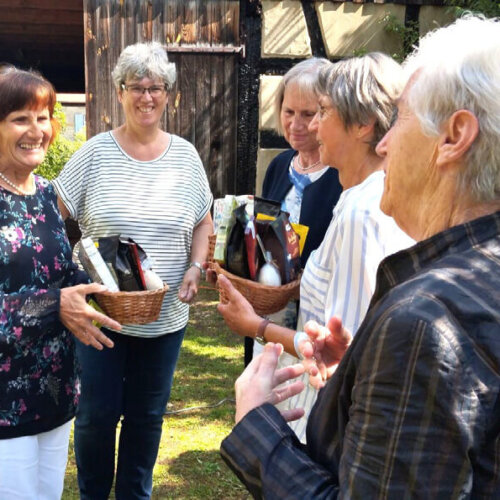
0, 65, 60, 144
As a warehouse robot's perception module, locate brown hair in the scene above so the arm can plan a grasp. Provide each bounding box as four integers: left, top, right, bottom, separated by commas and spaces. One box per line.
0, 65, 60, 144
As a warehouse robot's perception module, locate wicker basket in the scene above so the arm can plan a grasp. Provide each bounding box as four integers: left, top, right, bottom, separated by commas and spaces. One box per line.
94, 283, 169, 325
207, 233, 217, 264
213, 262, 300, 316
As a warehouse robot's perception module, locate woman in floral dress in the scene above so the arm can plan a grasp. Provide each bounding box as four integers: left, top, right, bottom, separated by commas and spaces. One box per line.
0, 66, 120, 499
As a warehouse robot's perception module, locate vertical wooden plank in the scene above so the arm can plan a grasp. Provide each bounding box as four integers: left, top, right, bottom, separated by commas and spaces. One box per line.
150, 0, 167, 131
222, 0, 239, 45
181, 0, 197, 44
152, 0, 166, 44
123, 0, 138, 49
107, 0, 123, 130
208, 53, 224, 197
164, 0, 182, 45
230, 0, 240, 44
83, 0, 97, 138
194, 53, 211, 179
198, 0, 209, 44
208, 0, 221, 45
95, 0, 113, 135
222, 54, 238, 194
179, 54, 196, 144
136, 1, 148, 42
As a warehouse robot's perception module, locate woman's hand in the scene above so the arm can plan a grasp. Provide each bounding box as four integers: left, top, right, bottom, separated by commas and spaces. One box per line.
179, 212, 213, 304
235, 342, 305, 424
297, 317, 352, 389
203, 261, 217, 285
60, 283, 121, 350
178, 266, 201, 303
217, 274, 262, 338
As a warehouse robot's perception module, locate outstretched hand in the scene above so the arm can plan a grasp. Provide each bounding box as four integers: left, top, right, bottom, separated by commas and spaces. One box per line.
235, 342, 306, 424
217, 274, 262, 338
297, 317, 352, 389
179, 266, 201, 304
60, 283, 121, 350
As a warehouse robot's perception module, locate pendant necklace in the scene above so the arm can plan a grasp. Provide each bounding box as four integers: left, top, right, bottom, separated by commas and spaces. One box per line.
0, 171, 35, 195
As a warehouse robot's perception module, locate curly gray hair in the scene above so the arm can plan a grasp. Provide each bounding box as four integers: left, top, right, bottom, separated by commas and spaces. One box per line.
111, 41, 176, 90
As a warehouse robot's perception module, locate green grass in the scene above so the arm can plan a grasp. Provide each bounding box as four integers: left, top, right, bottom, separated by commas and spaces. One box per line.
62, 287, 250, 499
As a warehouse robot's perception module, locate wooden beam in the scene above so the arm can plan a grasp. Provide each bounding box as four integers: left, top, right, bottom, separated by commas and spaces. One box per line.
165, 44, 244, 55
0, 9, 82, 25
0, 0, 82, 10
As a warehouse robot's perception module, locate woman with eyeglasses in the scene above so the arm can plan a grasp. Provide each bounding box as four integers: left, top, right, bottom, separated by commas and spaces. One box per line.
53, 42, 213, 499
217, 53, 415, 443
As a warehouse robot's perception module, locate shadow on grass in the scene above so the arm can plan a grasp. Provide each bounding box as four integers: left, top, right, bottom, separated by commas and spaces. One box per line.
156, 449, 250, 499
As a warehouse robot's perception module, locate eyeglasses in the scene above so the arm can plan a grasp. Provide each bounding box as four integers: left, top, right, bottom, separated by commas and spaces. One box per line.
121, 83, 167, 97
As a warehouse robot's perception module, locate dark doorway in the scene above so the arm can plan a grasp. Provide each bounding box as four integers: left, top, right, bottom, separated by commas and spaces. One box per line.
0, 1, 85, 93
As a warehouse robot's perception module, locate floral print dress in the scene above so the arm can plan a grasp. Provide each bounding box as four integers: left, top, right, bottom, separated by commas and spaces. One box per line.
0, 175, 87, 439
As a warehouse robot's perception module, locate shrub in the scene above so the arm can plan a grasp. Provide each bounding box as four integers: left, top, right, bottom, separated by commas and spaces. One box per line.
446, 0, 500, 18
36, 102, 86, 180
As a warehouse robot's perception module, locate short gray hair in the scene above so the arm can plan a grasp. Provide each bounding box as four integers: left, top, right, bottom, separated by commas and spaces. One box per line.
404, 15, 500, 203
112, 41, 176, 90
274, 57, 330, 135
316, 53, 405, 150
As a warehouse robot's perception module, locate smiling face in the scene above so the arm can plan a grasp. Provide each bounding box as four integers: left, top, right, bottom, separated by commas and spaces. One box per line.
118, 76, 168, 129
0, 106, 53, 174
376, 81, 441, 238
308, 95, 361, 187
280, 83, 320, 153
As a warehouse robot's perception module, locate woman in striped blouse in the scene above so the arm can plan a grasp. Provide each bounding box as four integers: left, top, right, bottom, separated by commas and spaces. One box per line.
53, 42, 213, 499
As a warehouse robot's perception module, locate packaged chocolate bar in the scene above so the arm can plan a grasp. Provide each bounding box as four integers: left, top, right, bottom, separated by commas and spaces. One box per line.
256, 212, 301, 284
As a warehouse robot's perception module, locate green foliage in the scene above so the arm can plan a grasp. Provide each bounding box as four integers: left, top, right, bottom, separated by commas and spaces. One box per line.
445, 0, 500, 18
382, 1, 499, 63
352, 47, 368, 58
35, 103, 85, 180
382, 15, 420, 62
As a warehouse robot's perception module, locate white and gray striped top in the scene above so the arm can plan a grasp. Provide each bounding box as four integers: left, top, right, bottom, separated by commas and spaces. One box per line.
52, 131, 212, 337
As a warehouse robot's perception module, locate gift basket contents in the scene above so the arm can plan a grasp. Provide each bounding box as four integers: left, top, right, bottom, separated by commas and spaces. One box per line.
210, 195, 309, 315
79, 235, 168, 325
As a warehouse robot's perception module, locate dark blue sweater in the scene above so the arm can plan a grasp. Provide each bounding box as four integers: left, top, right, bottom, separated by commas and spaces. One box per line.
261, 149, 343, 266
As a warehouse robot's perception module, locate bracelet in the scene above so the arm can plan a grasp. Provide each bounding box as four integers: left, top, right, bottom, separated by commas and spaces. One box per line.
189, 261, 205, 279
293, 331, 309, 360
255, 319, 270, 345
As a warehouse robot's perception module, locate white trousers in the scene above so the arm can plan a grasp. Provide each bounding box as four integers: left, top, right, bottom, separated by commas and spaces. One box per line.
0, 420, 72, 500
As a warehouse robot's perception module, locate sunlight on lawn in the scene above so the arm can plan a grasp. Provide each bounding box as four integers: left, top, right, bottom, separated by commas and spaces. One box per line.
62, 288, 250, 499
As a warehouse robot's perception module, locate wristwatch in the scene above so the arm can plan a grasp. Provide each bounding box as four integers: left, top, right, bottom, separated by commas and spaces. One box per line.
189, 261, 205, 279
255, 319, 270, 345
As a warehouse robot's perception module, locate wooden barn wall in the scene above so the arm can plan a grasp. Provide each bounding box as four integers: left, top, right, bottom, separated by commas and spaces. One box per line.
83, 0, 240, 198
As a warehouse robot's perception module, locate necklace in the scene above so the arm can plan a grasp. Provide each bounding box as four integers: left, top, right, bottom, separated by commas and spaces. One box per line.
0, 171, 35, 195
295, 155, 321, 172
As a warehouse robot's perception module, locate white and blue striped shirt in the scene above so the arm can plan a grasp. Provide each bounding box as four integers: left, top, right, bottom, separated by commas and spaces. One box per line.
52, 131, 212, 337
278, 171, 414, 442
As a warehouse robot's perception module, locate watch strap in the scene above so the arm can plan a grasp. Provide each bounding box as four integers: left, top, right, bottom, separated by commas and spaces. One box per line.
189, 261, 205, 279
255, 319, 270, 345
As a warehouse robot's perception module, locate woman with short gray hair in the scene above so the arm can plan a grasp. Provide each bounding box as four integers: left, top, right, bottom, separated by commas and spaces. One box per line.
245, 57, 343, 366
217, 53, 414, 443
316, 52, 403, 148
111, 41, 177, 91
53, 41, 213, 499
